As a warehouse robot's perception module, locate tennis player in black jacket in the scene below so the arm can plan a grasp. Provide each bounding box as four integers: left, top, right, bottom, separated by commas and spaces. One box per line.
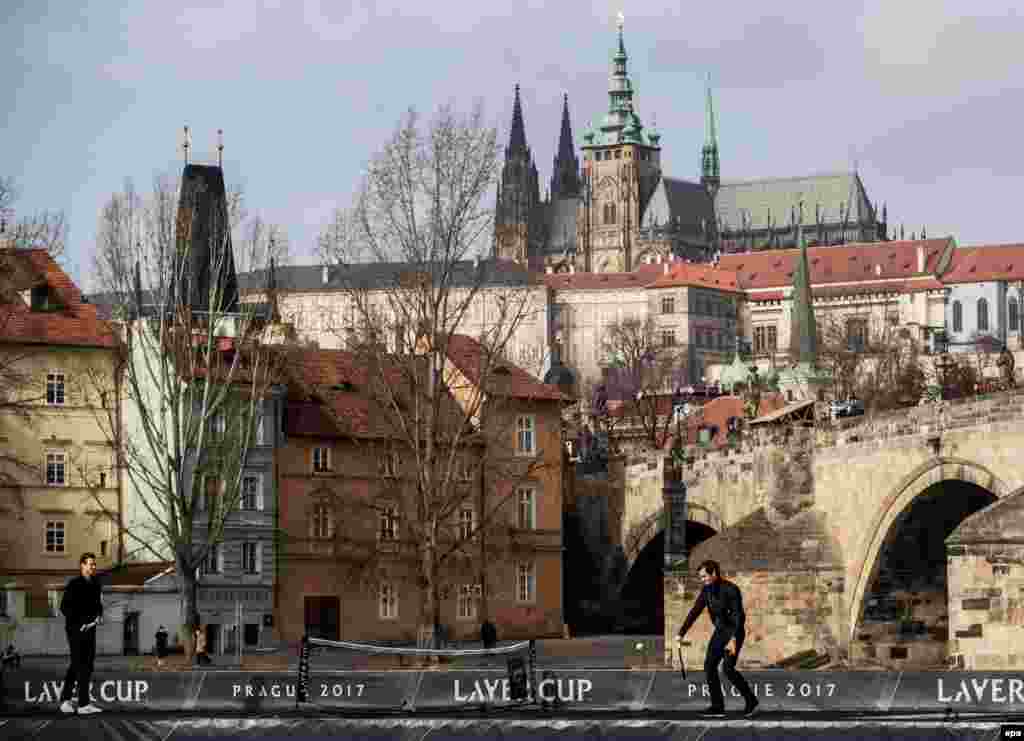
58, 552, 104, 714
677, 559, 758, 718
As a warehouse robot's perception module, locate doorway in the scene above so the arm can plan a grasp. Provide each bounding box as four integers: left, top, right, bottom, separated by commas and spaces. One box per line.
304, 596, 340, 641
122, 612, 139, 656
206, 623, 221, 655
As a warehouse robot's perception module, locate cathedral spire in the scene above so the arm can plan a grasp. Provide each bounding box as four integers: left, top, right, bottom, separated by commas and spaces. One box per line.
551, 93, 580, 199
508, 84, 528, 156
701, 73, 720, 198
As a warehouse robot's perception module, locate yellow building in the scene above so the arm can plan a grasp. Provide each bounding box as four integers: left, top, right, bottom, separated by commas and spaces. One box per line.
0, 248, 121, 617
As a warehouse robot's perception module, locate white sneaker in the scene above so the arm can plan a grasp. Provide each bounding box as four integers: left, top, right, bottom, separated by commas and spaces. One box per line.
60, 700, 76, 714
77, 703, 103, 714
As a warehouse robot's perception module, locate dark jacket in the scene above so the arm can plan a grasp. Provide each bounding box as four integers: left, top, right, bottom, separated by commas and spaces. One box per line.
677, 579, 746, 641
60, 575, 103, 629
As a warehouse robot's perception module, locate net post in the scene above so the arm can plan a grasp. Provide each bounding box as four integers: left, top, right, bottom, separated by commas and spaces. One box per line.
296, 634, 311, 709
528, 639, 537, 705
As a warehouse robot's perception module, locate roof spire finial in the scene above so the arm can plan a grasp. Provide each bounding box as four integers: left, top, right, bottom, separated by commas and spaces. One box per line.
182, 125, 191, 165
217, 128, 224, 168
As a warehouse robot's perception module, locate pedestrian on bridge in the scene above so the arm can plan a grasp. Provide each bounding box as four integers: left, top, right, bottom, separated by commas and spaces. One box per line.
677, 559, 759, 718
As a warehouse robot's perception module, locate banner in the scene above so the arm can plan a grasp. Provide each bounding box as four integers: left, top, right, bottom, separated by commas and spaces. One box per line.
5, 669, 1024, 713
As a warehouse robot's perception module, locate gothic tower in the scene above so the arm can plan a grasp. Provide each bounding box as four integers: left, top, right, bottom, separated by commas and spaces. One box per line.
494, 84, 542, 264
550, 94, 580, 199
578, 14, 662, 273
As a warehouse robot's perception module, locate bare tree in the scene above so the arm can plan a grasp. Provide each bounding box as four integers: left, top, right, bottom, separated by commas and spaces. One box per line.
0, 175, 69, 259
235, 215, 291, 275
316, 104, 556, 646
597, 316, 688, 448
86, 171, 287, 657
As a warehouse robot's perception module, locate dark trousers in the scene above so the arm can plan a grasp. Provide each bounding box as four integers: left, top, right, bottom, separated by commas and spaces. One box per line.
705, 629, 756, 709
59, 626, 96, 706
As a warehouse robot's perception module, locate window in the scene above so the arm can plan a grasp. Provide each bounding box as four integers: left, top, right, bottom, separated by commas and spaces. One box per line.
380, 450, 399, 478
516, 561, 536, 603
0, 589, 6, 617
661, 329, 675, 347
254, 406, 265, 446
47, 590, 62, 617
457, 584, 477, 621
313, 447, 331, 474
459, 506, 475, 541
46, 452, 66, 485
204, 543, 221, 574
204, 476, 222, 513
517, 486, 536, 530
242, 542, 260, 574
379, 504, 399, 542
847, 319, 868, 352
311, 503, 332, 540
46, 372, 65, 406
210, 413, 225, 440
244, 623, 260, 647
379, 581, 398, 619
45, 521, 65, 553
952, 300, 963, 333
100, 540, 107, 557
753, 325, 778, 354
977, 298, 989, 332
603, 202, 617, 225
516, 415, 535, 456
1010, 299, 1020, 332
240, 475, 262, 511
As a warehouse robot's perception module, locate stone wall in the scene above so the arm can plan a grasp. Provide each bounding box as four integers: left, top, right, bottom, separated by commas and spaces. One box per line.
947, 545, 1024, 670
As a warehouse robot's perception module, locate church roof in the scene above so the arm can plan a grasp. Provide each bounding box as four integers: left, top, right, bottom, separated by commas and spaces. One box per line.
940, 243, 1024, 284
717, 238, 955, 290
642, 177, 714, 229
715, 172, 873, 232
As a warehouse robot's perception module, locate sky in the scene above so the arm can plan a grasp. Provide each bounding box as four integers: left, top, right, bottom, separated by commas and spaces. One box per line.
4, 1, 1024, 290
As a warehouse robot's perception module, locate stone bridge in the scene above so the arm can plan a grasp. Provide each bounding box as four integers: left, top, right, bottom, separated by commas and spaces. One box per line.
640, 391, 1024, 670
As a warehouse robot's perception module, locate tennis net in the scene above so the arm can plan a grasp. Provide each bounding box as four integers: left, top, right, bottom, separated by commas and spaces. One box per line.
295, 635, 538, 710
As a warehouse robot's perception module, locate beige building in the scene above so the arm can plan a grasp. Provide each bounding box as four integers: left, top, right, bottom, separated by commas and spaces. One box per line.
0, 248, 121, 617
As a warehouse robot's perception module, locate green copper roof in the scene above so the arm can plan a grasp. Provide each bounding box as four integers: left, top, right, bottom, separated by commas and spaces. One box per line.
789, 225, 819, 364
584, 18, 659, 149
719, 353, 753, 392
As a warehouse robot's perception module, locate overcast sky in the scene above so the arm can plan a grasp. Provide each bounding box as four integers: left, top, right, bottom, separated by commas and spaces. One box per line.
4, 1, 1023, 288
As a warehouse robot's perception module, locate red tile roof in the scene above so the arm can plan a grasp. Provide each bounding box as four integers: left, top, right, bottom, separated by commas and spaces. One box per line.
940, 244, 1024, 284
646, 262, 742, 292
0, 249, 116, 348
445, 334, 567, 402
660, 393, 787, 449
717, 238, 953, 290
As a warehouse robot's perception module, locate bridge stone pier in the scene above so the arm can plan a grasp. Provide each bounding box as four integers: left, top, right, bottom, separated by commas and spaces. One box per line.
663, 391, 1024, 670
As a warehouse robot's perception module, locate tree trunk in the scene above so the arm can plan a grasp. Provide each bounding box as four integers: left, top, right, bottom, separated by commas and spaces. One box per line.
176, 553, 199, 664
420, 537, 439, 650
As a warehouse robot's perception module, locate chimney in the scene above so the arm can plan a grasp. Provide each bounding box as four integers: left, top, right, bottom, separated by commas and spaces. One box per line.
875, 264, 881, 277
546, 266, 554, 274
664, 263, 670, 275
569, 264, 575, 274
656, 254, 662, 264
321, 265, 329, 285
916, 245, 925, 273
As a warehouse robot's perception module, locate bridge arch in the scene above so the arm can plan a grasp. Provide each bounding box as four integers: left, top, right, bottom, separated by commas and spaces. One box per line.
623, 503, 724, 572
847, 457, 1011, 645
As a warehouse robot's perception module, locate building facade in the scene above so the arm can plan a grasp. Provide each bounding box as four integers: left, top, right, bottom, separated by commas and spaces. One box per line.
0, 248, 121, 616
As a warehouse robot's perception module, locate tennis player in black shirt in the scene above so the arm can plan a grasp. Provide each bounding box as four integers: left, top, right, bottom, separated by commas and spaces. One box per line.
58, 552, 104, 714
677, 559, 759, 718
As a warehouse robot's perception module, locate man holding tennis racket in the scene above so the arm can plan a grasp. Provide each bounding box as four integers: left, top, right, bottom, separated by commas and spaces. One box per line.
58, 552, 104, 715
677, 559, 758, 718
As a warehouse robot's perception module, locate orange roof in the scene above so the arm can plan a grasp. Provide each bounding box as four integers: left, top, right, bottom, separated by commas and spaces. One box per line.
717, 238, 952, 290
940, 244, 1024, 284
445, 334, 567, 402
646, 262, 742, 292
0, 248, 116, 348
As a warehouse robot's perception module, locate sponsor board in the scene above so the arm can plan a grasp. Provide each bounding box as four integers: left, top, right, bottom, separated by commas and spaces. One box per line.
4, 670, 1024, 712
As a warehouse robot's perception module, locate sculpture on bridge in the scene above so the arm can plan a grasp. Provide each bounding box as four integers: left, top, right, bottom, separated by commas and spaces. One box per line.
998, 346, 1016, 389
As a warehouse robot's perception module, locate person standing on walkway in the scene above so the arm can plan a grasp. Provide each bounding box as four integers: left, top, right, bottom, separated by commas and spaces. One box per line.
677, 559, 758, 718
155, 626, 169, 668
58, 552, 104, 715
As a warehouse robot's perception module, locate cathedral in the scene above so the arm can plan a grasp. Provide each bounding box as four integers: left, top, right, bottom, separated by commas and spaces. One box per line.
493, 18, 890, 273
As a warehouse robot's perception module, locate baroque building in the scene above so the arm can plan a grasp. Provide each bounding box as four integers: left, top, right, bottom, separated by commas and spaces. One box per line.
494, 18, 890, 274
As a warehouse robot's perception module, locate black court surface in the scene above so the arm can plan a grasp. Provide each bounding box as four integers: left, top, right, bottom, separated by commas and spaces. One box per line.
2, 711, 1023, 741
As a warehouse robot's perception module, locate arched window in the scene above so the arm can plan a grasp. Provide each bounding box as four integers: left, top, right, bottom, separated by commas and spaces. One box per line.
977, 298, 989, 332
952, 300, 962, 333
1010, 298, 1019, 332
603, 202, 617, 225
311, 503, 332, 540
